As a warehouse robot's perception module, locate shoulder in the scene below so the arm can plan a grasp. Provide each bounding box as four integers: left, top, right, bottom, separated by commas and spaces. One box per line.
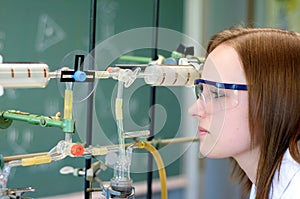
280, 169, 300, 198
272, 149, 300, 199
288, 169, 300, 188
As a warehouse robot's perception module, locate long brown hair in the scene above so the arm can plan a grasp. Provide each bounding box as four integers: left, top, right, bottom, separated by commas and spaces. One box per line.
206, 27, 300, 199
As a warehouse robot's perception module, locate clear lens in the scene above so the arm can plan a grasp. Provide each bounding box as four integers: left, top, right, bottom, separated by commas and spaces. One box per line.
195, 83, 239, 113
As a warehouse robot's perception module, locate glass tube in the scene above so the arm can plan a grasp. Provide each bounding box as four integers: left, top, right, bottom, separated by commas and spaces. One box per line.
0, 63, 49, 88
144, 65, 200, 86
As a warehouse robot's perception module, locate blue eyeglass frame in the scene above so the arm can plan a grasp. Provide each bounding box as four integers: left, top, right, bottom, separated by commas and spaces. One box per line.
194, 79, 248, 90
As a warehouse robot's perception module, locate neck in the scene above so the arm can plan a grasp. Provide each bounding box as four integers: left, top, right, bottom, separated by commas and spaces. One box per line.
233, 146, 260, 184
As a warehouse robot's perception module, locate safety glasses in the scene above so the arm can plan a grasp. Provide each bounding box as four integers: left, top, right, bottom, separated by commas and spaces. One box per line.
194, 79, 247, 113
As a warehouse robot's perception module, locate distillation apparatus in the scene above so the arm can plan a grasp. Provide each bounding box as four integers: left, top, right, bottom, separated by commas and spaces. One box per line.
0, 53, 203, 199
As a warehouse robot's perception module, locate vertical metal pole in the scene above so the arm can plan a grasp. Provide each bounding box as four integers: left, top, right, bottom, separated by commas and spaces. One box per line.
183, 0, 203, 198
85, 0, 97, 198
147, 0, 160, 199
151, 0, 160, 62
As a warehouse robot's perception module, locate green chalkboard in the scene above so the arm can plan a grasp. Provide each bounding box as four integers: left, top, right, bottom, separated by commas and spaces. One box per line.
0, 0, 184, 197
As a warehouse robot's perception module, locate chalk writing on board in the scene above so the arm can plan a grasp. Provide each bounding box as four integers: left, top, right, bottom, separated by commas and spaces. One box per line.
35, 14, 65, 52
99, 0, 118, 40
8, 127, 33, 153
0, 31, 5, 52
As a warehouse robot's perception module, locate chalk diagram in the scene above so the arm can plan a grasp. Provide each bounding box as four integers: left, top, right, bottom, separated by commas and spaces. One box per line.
99, 0, 118, 39
35, 14, 65, 52
7, 127, 34, 154
0, 31, 5, 52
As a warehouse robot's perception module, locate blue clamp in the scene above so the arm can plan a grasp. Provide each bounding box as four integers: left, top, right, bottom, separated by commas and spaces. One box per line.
73, 71, 87, 82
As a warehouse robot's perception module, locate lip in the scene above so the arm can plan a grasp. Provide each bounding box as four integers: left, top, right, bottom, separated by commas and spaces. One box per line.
198, 126, 209, 136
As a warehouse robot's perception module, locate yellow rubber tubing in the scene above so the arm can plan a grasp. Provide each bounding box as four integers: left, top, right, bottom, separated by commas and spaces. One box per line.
137, 141, 168, 199
64, 89, 73, 120
115, 98, 123, 120
21, 154, 52, 166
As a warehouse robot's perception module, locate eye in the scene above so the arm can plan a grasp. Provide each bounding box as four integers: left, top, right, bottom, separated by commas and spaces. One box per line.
194, 84, 203, 99
210, 88, 225, 99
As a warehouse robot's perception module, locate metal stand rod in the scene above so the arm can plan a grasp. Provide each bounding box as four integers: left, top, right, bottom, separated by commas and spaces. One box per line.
147, 0, 160, 198
85, 0, 97, 198
3, 137, 199, 162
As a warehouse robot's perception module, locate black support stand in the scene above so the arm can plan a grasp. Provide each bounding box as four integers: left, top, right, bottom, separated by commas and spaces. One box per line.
147, 1, 160, 199
84, 0, 97, 199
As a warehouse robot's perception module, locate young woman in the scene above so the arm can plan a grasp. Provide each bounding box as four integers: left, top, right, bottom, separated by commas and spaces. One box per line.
188, 27, 300, 199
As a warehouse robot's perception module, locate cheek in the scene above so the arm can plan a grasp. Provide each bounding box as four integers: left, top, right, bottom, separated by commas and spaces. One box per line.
217, 103, 251, 155
202, 102, 251, 158
223, 109, 250, 141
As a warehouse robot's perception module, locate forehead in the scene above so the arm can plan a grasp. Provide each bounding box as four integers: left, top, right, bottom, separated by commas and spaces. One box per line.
202, 44, 246, 84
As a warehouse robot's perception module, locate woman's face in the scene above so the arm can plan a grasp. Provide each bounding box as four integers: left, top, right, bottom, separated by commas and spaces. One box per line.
189, 44, 251, 158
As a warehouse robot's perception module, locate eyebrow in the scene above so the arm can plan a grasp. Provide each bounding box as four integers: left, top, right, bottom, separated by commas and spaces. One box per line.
194, 79, 248, 90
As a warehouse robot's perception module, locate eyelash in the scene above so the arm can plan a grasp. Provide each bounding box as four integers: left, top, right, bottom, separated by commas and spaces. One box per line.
195, 84, 227, 99
210, 89, 225, 99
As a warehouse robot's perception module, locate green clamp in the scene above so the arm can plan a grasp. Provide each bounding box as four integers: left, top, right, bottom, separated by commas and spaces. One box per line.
0, 111, 12, 129
171, 51, 183, 59
62, 119, 75, 133
0, 154, 4, 169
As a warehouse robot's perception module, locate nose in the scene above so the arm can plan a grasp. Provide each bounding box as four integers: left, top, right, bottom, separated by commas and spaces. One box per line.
188, 99, 206, 117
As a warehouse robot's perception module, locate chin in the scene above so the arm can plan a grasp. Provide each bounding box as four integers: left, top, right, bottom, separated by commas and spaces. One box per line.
199, 148, 229, 159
